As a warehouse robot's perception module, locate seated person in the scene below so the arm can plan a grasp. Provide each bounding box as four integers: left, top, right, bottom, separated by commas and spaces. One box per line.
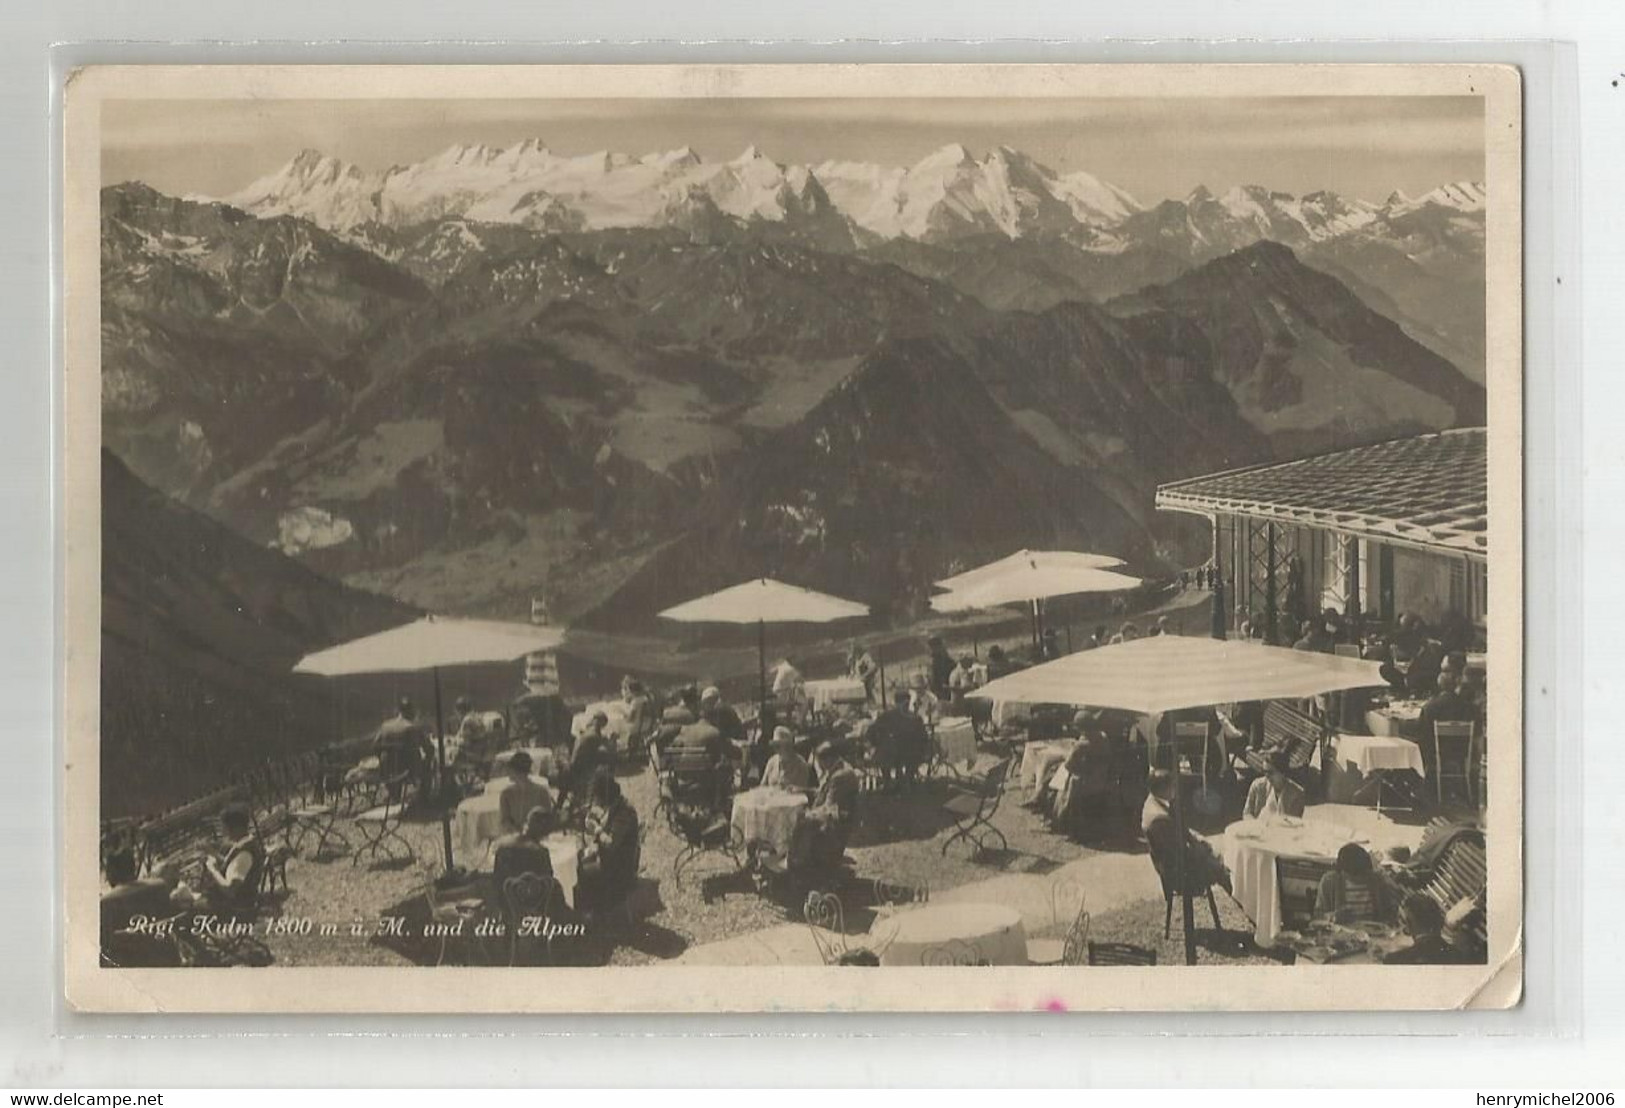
790, 742, 860, 873
699, 686, 747, 746
761, 726, 812, 791
1314, 843, 1398, 926
577, 768, 641, 915
669, 714, 736, 811
1384, 892, 1467, 965
1294, 612, 1339, 653
1141, 769, 1230, 894
907, 673, 942, 729
511, 684, 570, 751
866, 690, 930, 790
199, 803, 264, 917
101, 850, 180, 936
492, 806, 558, 886
373, 697, 432, 797
567, 711, 616, 804
100, 851, 185, 967
1420, 671, 1476, 731
1243, 751, 1308, 820
453, 696, 499, 771
1052, 718, 1113, 836
650, 692, 698, 763
497, 751, 556, 836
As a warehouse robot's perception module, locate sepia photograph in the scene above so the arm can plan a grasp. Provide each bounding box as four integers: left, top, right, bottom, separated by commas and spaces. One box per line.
60, 63, 1522, 1012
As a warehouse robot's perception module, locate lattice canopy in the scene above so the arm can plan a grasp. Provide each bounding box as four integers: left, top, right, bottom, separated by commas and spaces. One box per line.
1155, 429, 1488, 561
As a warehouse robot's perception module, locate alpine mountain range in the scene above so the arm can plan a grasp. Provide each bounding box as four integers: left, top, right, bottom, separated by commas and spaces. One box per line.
102, 138, 1488, 630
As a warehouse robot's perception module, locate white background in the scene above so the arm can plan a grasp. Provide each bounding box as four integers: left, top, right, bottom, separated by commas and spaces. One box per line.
0, 0, 1616, 1088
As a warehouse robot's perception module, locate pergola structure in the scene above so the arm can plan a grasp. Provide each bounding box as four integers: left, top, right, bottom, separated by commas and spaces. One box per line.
1156, 429, 1488, 642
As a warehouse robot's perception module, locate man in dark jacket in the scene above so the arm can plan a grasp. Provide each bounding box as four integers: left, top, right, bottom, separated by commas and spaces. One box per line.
700, 686, 746, 746
373, 698, 432, 794
866, 690, 930, 790
927, 636, 955, 699
791, 743, 860, 873
578, 769, 641, 915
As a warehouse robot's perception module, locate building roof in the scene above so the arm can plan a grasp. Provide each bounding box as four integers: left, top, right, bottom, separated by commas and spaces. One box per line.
1155, 429, 1488, 560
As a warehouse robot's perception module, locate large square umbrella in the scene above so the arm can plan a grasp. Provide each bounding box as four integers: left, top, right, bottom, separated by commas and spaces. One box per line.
658, 578, 869, 719
934, 548, 1125, 592
970, 634, 1386, 715
293, 615, 567, 871
971, 635, 1387, 963
930, 550, 1140, 650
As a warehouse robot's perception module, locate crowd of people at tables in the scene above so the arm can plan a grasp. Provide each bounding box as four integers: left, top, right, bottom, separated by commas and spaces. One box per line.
102, 591, 1485, 964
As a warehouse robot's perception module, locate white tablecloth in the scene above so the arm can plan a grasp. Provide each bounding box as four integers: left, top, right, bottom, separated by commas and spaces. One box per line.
453, 799, 580, 907
871, 902, 1029, 966
1366, 702, 1424, 737
990, 700, 1034, 728
490, 748, 559, 780
480, 772, 553, 797
730, 788, 808, 860
571, 701, 634, 752
1020, 740, 1075, 791
455, 779, 554, 851
935, 718, 977, 767
1222, 818, 1362, 947
806, 677, 868, 711
1334, 732, 1427, 777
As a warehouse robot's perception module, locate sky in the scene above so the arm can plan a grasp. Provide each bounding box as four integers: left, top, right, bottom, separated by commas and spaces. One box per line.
101, 96, 1486, 206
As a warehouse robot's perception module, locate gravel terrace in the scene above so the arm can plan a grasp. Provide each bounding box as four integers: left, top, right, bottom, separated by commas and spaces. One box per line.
249, 746, 1135, 967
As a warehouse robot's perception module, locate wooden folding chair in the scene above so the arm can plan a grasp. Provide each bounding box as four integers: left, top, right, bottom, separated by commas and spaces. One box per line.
1433, 721, 1476, 808
1275, 856, 1334, 931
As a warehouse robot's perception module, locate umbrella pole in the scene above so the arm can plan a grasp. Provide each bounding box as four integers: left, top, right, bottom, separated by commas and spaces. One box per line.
1172, 742, 1198, 966
434, 667, 454, 872
757, 619, 768, 728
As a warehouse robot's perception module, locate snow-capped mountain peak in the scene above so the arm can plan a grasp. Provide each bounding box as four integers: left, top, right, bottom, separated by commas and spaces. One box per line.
217, 139, 1476, 257
1404, 181, 1487, 213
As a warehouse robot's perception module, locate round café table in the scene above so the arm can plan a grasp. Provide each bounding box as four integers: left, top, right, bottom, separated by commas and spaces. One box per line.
491, 747, 560, 780
571, 702, 634, 753
455, 775, 555, 856
1222, 818, 1362, 948
452, 796, 581, 907
805, 677, 869, 713
1020, 739, 1075, 792
934, 718, 978, 769
870, 902, 1029, 966
730, 787, 808, 862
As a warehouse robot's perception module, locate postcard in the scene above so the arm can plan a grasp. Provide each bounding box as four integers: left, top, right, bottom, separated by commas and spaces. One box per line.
62, 62, 1522, 1012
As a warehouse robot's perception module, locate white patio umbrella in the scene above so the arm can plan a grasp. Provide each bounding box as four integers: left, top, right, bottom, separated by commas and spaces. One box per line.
934, 548, 1126, 592
293, 615, 567, 871
658, 578, 869, 717
930, 550, 1140, 652
970, 634, 1386, 716
970, 635, 1386, 963
930, 564, 1142, 614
